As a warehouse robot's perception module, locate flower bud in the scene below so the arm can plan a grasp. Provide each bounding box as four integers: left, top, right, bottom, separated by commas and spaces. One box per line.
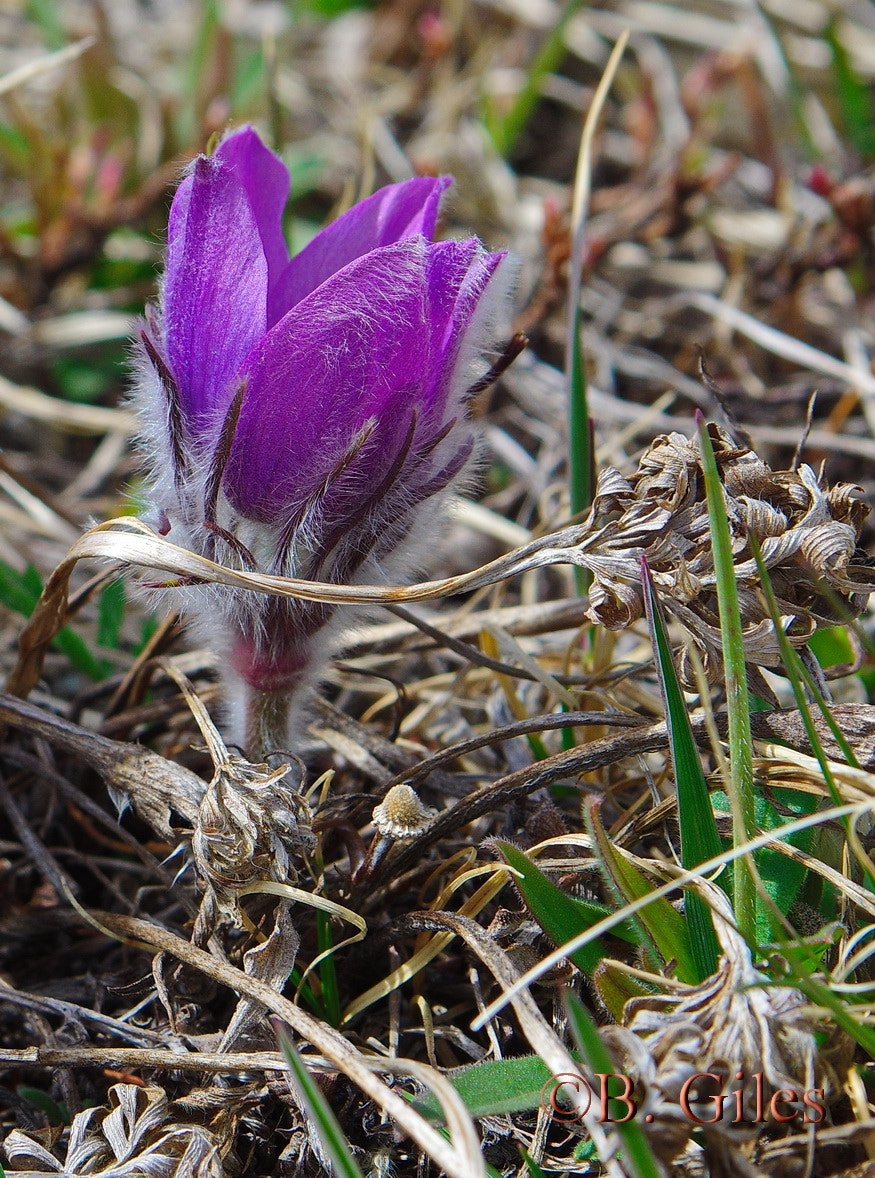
132, 126, 512, 754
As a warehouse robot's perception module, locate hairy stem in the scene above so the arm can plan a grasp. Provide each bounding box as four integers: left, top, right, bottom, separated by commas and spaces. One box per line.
243, 686, 299, 758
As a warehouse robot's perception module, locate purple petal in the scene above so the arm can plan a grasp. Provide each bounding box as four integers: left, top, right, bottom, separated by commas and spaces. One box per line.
268, 175, 451, 325
422, 238, 508, 418
215, 126, 290, 287
164, 155, 268, 428
225, 239, 436, 521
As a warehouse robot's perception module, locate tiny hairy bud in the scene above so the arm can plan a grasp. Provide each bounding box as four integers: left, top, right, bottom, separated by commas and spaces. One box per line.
372, 784, 437, 840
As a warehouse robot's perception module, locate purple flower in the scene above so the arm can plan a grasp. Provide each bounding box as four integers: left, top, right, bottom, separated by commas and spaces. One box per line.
134, 126, 512, 753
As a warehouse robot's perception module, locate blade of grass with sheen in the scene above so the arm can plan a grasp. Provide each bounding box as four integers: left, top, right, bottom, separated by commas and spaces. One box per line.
564, 991, 663, 1178
275, 1023, 364, 1178
697, 414, 757, 946
641, 557, 720, 980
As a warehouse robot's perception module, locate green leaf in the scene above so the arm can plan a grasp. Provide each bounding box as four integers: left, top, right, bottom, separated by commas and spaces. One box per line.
275, 1024, 364, 1178
230, 45, 267, 108
697, 416, 757, 946
564, 992, 663, 1178
16, 1086, 67, 1126
808, 625, 854, 670
641, 558, 720, 980
0, 121, 30, 172
0, 561, 41, 615
52, 355, 114, 404
25, 0, 66, 49
299, 0, 371, 15
412, 1055, 557, 1120
0, 560, 108, 681
586, 803, 699, 983
53, 628, 108, 681
286, 151, 329, 204
493, 840, 637, 976
825, 18, 875, 157
97, 579, 126, 649
711, 787, 816, 943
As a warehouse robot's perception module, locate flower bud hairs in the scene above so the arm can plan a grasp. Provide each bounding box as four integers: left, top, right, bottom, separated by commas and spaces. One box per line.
132, 125, 515, 757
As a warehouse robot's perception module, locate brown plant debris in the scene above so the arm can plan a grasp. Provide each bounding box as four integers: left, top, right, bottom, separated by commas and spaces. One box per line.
3, 1083, 225, 1176
581, 424, 875, 684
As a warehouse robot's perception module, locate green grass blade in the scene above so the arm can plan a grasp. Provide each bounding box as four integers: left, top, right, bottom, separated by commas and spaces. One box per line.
774, 945, 875, 1059
568, 313, 592, 521
316, 910, 342, 1027
772, 618, 860, 770
564, 991, 663, 1178
520, 1148, 547, 1178
825, 18, 875, 157
487, 0, 584, 157
275, 1022, 364, 1178
697, 414, 757, 946
749, 536, 849, 784
750, 536, 875, 889
641, 557, 720, 980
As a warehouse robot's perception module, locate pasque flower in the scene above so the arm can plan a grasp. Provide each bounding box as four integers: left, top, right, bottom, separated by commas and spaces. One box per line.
133, 126, 511, 753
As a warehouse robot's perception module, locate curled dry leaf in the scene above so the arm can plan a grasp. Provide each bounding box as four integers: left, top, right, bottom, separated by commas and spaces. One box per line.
3, 1083, 224, 1176
578, 424, 875, 684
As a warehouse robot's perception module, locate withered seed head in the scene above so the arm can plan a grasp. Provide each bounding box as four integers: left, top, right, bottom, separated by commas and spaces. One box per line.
372, 784, 437, 840
575, 424, 875, 687
192, 754, 314, 913
601, 886, 846, 1168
